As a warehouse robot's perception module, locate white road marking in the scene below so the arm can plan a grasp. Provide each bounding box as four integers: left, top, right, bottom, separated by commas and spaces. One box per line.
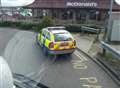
74, 50, 88, 61
71, 60, 83, 63
24, 63, 46, 82
80, 77, 98, 84
73, 63, 87, 69
72, 50, 88, 69
83, 85, 102, 88
72, 51, 102, 88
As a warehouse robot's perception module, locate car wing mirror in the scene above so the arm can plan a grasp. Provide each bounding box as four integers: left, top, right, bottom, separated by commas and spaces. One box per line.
1, 0, 35, 7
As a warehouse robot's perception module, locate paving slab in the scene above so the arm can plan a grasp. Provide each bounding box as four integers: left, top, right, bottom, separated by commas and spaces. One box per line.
72, 33, 95, 53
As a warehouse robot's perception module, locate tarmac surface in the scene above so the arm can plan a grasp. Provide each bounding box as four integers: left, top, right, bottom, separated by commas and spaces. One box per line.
0, 28, 119, 88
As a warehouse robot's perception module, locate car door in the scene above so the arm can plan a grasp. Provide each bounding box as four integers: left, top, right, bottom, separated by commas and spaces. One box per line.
41, 30, 47, 46
45, 32, 51, 48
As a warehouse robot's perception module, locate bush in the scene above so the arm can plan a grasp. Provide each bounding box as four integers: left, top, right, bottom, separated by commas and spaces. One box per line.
18, 22, 35, 30
41, 16, 54, 27
12, 22, 21, 27
0, 20, 100, 33
35, 16, 55, 32
0, 21, 12, 27
0, 21, 38, 30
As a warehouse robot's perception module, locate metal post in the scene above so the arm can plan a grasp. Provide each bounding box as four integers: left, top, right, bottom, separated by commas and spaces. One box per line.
0, 1, 1, 18
0, 0, 1, 7
103, 48, 106, 56
0, 0, 3, 22
106, 0, 114, 42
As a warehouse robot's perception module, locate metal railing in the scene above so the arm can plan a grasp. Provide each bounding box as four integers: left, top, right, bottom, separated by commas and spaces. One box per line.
81, 26, 101, 34
101, 41, 120, 60
81, 26, 101, 41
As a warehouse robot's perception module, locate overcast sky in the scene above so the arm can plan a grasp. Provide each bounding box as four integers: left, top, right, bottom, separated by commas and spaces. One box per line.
1, 0, 35, 7
115, 0, 120, 5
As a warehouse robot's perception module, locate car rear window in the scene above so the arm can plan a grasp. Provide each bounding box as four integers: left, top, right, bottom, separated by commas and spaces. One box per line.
54, 33, 72, 42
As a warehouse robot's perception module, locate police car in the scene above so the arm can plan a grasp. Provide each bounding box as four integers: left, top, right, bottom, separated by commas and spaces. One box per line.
36, 27, 76, 55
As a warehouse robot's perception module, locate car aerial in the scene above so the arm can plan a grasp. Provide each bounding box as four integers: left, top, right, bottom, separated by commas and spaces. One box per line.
36, 26, 76, 55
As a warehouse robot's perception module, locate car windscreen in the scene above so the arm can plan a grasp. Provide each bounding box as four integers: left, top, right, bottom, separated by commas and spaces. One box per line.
54, 33, 72, 42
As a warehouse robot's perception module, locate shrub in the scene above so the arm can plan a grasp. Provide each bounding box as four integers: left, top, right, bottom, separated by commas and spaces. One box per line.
0, 20, 100, 33
0, 21, 12, 27
12, 22, 21, 27
35, 16, 55, 32
41, 16, 54, 27
18, 22, 34, 30
0, 21, 38, 31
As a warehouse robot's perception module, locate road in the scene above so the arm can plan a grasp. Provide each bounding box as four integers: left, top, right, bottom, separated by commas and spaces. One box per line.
0, 28, 119, 88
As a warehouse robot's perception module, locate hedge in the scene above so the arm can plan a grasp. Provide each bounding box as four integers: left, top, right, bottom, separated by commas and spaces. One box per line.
0, 17, 101, 33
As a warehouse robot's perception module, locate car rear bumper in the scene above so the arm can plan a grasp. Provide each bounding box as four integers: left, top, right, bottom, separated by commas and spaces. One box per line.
48, 48, 76, 55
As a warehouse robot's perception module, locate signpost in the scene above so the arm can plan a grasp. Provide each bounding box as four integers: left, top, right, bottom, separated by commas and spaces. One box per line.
106, 0, 120, 41
106, 0, 114, 41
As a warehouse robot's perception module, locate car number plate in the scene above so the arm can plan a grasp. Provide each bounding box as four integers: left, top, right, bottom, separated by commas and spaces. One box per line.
60, 42, 68, 46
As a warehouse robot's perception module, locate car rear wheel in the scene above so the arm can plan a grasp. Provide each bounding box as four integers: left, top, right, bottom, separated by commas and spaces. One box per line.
36, 34, 42, 47
43, 46, 48, 56
36, 34, 40, 45
67, 52, 74, 55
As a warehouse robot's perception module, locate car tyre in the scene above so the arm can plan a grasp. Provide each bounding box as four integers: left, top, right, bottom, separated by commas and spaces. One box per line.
36, 34, 40, 45
67, 52, 74, 56
43, 46, 48, 56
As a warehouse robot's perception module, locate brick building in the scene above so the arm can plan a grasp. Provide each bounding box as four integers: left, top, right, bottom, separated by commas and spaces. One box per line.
26, 0, 120, 24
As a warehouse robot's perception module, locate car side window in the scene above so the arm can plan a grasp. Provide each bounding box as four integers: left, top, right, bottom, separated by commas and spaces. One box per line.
46, 32, 51, 40
42, 30, 46, 37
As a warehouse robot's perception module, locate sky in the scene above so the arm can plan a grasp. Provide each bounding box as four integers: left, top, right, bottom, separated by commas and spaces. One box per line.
1, 0, 35, 7
115, 0, 120, 5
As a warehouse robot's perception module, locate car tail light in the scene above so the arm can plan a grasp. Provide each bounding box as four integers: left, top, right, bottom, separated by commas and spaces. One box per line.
49, 42, 54, 48
73, 40, 76, 46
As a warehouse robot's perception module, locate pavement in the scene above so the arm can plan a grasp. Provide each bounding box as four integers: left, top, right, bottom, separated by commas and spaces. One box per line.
0, 28, 119, 88
72, 33, 95, 53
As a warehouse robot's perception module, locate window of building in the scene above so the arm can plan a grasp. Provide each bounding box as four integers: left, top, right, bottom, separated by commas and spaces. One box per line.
89, 10, 99, 20
61, 10, 73, 20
